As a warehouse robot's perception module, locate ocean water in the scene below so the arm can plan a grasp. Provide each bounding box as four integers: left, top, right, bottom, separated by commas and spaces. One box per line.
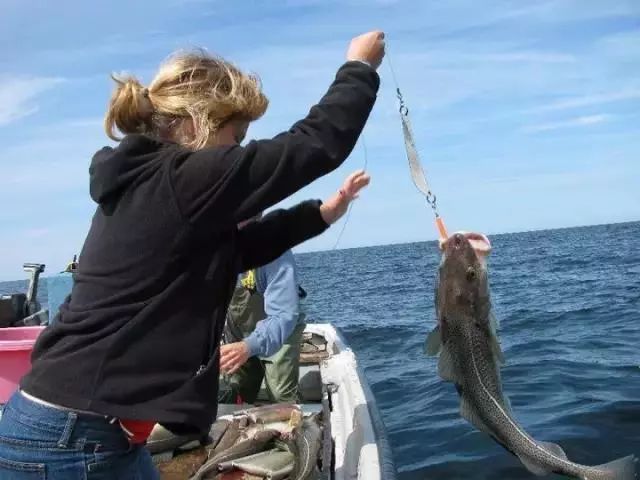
2, 222, 639, 479
295, 222, 640, 479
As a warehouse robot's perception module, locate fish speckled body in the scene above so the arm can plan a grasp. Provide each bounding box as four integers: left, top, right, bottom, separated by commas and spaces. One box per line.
425, 233, 637, 480
279, 414, 323, 480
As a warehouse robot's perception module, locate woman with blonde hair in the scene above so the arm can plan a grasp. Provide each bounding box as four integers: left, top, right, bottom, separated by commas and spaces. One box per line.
0, 31, 384, 478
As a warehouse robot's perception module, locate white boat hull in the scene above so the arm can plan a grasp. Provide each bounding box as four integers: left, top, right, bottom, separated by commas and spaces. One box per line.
307, 323, 396, 480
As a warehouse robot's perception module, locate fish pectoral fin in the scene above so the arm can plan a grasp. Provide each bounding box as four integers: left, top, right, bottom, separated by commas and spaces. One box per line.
424, 326, 442, 356
489, 309, 500, 331
537, 441, 567, 460
490, 336, 505, 365
437, 345, 459, 382
488, 310, 505, 365
503, 395, 513, 416
488, 334, 505, 367
459, 395, 493, 436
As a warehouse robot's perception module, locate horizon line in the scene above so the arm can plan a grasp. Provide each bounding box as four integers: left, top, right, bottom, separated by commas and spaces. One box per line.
295, 218, 640, 256
0, 219, 637, 283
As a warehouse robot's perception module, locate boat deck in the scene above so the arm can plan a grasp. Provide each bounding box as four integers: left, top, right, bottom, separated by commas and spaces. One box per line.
152, 329, 331, 479
152, 324, 396, 479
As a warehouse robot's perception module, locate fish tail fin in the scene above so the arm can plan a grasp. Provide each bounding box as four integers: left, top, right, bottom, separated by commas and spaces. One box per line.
588, 454, 637, 480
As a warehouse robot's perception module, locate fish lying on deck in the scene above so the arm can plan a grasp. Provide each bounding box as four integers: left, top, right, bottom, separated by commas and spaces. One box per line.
190, 404, 310, 480
191, 426, 279, 480
278, 413, 323, 480
425, 232, 637, 479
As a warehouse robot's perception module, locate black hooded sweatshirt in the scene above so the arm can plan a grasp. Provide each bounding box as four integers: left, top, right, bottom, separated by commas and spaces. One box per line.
21, 61, 379, 434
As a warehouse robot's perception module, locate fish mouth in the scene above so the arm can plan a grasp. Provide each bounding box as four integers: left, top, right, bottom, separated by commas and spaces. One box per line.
439, 231, 492, 257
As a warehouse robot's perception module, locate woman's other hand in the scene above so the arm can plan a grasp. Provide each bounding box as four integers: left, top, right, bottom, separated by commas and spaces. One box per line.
320, 169, 371, 225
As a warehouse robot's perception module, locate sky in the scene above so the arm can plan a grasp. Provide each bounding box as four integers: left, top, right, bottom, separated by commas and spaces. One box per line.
0, 0, 638, 280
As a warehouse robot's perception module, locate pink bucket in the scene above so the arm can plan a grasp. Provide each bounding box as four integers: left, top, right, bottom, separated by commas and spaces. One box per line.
0, 326, 44, 403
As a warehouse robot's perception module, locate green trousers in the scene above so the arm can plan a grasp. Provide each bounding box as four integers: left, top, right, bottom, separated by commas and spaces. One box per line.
221, 322, 306, 404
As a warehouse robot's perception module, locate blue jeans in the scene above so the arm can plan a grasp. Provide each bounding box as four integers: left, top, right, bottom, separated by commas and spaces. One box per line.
0, 391, 160, 479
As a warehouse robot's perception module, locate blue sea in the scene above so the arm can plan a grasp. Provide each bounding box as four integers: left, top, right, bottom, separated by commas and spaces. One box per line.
2, 222, 639, 479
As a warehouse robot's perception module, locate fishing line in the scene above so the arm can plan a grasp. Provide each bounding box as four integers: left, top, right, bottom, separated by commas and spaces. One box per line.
331, 134, 369, 250
333, 43, 451, 250
385, 48, 449, 241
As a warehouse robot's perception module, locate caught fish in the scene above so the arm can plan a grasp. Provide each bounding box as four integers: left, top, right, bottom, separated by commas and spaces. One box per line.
279, 413, 323, 480
192, 405, 305, 480
237, 405, 303, 439
191, 430, 278, 480
215, 471, 262, 480
210, 418, 244, 459
217, 449, 295, 479
240, 404, 302, 425
425, 232, 637, 479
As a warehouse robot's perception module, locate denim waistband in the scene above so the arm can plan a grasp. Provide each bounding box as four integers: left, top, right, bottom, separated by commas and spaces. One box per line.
3, 390, 130, 450
20, 390, 108, 418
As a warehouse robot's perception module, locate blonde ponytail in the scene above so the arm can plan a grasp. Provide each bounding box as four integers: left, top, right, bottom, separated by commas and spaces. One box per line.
103, 49, 268, 149
104, 74, 154, 141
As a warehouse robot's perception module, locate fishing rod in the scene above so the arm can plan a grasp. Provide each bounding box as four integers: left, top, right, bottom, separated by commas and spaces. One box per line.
386, 50, 450, 242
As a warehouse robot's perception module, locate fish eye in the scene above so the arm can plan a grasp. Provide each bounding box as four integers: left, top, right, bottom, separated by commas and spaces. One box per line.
466, 267, 476, 281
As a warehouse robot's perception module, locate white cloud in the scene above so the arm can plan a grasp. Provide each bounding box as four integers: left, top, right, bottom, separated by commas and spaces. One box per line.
595, 30, 640, 62
23, 228, 51, 239
0, 76, 64, 126
0, 0, 638, 267
32, 31, 181, 72
409, 49, 577, 66
522, 114, 612, 133
474, 52, 576, 63
0, 116, 106, 198
169, 0, 213, 4
529, 89, 640, 113
60, 117, 104, 129
487, 0, 639, 25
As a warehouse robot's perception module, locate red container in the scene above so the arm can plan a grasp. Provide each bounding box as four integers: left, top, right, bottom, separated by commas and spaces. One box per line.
0, 326, 44, 403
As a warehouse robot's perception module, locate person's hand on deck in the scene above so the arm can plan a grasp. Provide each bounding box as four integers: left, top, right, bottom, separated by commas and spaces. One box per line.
220, 341, 250, 375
